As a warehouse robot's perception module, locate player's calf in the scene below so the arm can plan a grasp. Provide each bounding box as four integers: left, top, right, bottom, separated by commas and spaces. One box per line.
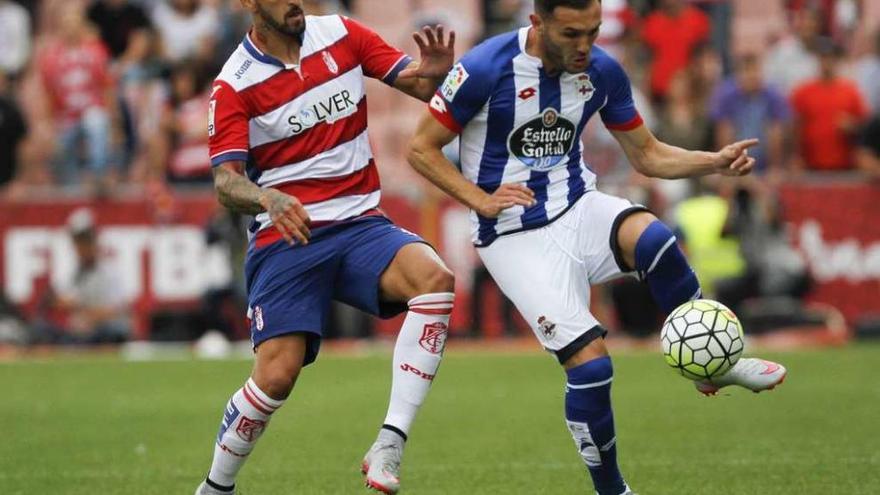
564, 353, 630, 495
203, 377, 285, 492
366, 291, 454, 494
199, 335, 306, 492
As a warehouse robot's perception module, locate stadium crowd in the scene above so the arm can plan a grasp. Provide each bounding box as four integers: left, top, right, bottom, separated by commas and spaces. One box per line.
0, 0, 878, 343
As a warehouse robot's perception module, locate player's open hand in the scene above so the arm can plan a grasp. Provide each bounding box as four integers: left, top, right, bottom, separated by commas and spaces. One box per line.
398, 25, 456, 80
476, 183, 536, 218
715, 139, 759, 176
260, 189, 312, 245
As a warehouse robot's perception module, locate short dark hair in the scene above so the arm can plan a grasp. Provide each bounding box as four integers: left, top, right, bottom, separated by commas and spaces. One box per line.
534, 0, 598, 16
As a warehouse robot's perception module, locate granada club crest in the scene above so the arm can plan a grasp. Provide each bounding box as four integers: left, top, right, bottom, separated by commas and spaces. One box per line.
322, 50, 339, 74
576, 74, 595, 101
253, 306, 264, 332
419, 322, 448, 354
235, 416, 267, 442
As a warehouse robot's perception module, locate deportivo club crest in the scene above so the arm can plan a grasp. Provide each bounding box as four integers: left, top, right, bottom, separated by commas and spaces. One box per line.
322, 50, 339, 74
576, 74, 595, 101
543, 108, 559, 127
538, 316, 556, 339
419, 322, 448, 355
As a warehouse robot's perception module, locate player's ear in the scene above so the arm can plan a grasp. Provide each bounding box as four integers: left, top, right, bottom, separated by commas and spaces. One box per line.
529, 13, 544, 33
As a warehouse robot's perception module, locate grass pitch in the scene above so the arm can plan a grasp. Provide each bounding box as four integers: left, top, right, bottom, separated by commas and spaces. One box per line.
2, 343, 879, 494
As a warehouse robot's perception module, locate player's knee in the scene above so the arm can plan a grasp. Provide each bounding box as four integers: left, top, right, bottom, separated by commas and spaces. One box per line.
418, 264, 455, 294
254, 359, 302, 400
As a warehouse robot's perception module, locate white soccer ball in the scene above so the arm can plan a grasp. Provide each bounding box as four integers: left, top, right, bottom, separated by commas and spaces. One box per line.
660, 299, 745, 380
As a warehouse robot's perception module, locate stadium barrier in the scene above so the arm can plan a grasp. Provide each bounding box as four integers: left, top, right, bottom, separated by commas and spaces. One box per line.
0, 180, 877, 341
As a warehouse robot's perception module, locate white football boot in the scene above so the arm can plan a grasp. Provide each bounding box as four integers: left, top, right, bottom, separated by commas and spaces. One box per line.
194, 481, 236, 495
696, 358, 787, 396
596, 483, 637, 495
361, 436, 404, 494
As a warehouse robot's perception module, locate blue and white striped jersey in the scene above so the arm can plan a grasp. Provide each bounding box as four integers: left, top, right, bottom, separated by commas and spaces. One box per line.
429, 27, 643, 246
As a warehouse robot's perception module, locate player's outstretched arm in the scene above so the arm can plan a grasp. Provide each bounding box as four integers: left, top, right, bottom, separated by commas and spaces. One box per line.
393, 25, 455, 102
610, 123, 758, 179
408, 113, 534, 218
213, 162, 312, 245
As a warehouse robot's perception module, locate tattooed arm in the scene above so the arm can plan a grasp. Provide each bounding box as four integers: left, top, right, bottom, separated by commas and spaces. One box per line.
213, 162, 312, 244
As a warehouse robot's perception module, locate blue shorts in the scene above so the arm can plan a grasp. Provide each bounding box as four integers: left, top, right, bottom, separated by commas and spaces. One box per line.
244, 215, 424, 365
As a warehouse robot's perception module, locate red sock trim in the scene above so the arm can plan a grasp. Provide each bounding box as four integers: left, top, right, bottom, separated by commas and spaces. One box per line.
242, 384, 275, 415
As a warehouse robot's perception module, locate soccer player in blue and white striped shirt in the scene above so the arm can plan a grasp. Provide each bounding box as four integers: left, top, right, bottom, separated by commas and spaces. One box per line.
407, 1, 787, 493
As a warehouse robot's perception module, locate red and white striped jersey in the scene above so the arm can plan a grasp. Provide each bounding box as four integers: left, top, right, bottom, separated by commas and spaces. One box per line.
208, 15, 412, 245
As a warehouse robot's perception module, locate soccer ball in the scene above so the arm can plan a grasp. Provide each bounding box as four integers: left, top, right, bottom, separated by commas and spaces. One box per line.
660, 299, 745, 380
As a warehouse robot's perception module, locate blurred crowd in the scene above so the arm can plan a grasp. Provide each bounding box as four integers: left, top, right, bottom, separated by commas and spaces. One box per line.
0, 0, 877, 192
0, 0, 878, 343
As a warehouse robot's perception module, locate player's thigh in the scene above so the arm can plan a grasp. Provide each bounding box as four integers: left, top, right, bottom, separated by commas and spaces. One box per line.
477, 228, 596, 352
246, 241, 336, 366
576, 191, 650, 285
333, 217, 447, 317
378, 243, 454, 302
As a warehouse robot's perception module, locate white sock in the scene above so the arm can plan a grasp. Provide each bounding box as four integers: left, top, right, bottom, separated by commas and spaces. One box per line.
207, 378, 285, 487
382, 292, 454, 437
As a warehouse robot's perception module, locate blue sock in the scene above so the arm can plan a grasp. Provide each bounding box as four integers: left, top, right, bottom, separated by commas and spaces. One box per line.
634, 221, 701, 313
565, 356, 626, 495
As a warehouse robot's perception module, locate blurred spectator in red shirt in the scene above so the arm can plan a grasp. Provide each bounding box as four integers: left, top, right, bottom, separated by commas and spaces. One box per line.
764, 8, 821, 95
791, 39, 869, 172
0, 0, 31, 78
641, 0, 710, 100
710, 54, 790, 176
36, 2, 118, 187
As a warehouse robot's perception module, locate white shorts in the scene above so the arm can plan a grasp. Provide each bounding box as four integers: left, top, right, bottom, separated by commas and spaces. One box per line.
477, 191, 646, 357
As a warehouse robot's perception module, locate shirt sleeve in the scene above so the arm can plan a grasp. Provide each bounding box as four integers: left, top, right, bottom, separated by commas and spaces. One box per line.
209, 81, 250, 167
599, 57, 643, 131
341, 16, 412, 86
428, 56, 492, 134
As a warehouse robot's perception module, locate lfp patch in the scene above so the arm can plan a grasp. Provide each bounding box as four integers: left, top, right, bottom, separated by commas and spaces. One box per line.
441, 63, 469, 101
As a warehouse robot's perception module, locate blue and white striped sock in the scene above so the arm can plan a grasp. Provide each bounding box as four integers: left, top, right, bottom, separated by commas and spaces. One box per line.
565, 356, 627, 495
635, 221, 702, 313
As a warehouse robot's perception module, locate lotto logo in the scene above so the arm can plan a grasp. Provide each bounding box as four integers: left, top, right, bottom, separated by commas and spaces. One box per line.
519, 87, 537, 100
235, 416, 267, 442
419, 322, 448, 354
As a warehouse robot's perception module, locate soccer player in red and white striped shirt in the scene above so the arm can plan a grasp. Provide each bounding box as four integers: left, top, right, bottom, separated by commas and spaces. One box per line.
196, 2, 456, 494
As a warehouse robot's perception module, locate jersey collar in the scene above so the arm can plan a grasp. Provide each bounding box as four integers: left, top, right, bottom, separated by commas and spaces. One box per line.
243, 32, 287, 68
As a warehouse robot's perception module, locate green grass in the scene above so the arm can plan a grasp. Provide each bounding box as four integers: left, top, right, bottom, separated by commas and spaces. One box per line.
2, 344, 880, 494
